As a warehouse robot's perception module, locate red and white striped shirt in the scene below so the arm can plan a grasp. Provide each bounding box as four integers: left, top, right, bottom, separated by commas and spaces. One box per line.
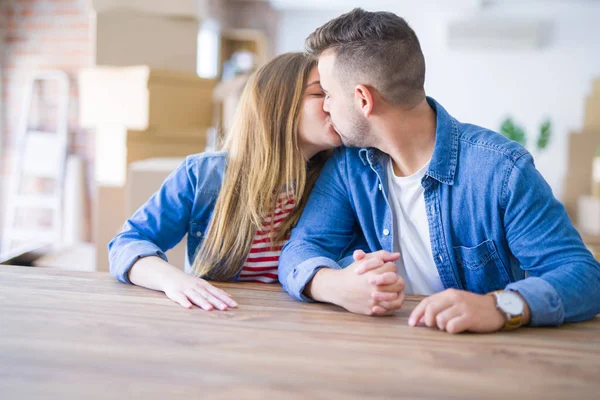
238, 193, 296, 283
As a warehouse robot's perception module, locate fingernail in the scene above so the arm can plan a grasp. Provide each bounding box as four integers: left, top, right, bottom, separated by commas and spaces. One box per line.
408, 318, 415, 326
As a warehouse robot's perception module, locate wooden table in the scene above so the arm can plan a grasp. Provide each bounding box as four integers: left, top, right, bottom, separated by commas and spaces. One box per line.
1, 266, 599, 400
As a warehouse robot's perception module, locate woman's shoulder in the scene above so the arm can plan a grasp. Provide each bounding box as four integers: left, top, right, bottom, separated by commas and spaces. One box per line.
184, 150, 229, 193
186, 150, 228, 166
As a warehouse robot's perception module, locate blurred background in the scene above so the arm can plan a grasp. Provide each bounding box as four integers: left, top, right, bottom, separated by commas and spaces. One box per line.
0, 0, 599, 270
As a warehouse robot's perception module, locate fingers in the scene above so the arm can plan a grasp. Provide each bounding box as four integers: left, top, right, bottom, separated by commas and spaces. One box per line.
165, 276, 237, 311
169, 291, 193, 309
353, 249, 366, 261
355, 251, 400, 274
371, 305, 395, 316
374, 275, 405, 293
445, 315, 470, 334
184, 290, 214, 311
435, 306, 462, 331
368, 271, 398, 286
355, 257, 386, 275
371, 291, 399, 302
409, 289, 468, 331
423, 297, 454, 328
194, 288, 228, 311
375, 250, 401, 263
376, 291, 405, 312
409, 297, 429, 327
205, 285, 238, 308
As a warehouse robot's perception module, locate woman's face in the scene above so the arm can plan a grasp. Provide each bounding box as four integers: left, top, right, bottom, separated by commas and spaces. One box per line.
297, 67, 342, 159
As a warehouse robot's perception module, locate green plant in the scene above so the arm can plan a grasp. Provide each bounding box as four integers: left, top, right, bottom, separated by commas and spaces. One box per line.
536, 118, 552, 151
499, 116, 552, 152
500, 117, 527, 147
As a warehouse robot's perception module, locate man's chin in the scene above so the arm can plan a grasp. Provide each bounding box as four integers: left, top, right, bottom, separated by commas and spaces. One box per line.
339, 135, 356, 148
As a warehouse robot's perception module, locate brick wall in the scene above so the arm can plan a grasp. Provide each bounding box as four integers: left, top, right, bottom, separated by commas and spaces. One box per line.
0, 0, 93, 244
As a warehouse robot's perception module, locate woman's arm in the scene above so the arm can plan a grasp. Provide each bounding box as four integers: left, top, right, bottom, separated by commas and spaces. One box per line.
128, 256, 237, 311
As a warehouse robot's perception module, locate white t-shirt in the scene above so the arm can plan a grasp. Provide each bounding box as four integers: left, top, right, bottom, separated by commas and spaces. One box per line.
387, 157, 444, 295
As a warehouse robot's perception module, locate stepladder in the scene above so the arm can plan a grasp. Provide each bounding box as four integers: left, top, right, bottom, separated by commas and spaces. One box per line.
2, 70, 70, 255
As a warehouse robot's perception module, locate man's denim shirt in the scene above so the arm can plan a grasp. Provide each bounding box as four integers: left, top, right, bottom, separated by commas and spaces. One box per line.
279, 97, 600, 326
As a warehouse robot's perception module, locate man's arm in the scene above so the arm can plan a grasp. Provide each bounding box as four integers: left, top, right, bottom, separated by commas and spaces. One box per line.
279, 150, 358, 301
402, 152, 599, 334
278, 150, 405, 315
502, 153, 600, 325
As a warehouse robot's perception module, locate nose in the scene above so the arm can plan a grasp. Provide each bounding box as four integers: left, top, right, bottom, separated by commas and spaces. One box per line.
323, 96, 330, 113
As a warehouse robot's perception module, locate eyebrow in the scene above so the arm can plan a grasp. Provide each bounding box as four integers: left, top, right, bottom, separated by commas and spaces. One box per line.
306, 80, 321, 87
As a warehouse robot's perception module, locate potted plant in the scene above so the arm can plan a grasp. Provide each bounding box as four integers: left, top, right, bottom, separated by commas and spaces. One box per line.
499, 116, 552, 153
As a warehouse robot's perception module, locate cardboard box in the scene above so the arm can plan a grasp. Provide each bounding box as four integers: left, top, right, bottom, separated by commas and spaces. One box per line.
126, 158, 188, 271
578, 196, 600, 236
94, 185, 126, 272
563, 131, 600, 219
95, 155, 198, 273
79, 66, 215, 270
583, 97, 600, 131
79, 66, 216, 132
95, 9, 198, 73
79, 66, 213, 187
583, 77, 600, 130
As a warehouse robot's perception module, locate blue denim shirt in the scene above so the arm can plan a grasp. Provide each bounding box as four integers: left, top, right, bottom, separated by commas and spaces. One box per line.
108, 150, 362, 284
108, 151, 229, 283
279, 97, 600, 326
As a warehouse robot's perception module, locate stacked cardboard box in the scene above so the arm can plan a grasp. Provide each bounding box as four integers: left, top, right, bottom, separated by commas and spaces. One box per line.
79, 67, 216, 271
569, 78, 600, 238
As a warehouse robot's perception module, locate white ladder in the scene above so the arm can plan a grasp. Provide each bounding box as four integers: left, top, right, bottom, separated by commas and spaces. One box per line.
2, 70, 70, 254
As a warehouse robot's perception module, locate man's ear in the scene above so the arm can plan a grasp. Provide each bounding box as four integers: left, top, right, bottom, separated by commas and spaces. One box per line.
354, 84, 374, 118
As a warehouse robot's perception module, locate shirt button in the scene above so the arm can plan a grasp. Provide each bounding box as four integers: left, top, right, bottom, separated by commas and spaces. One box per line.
378, 184, 383, 191
383, 229, 390, 236
195, 231, 202, 237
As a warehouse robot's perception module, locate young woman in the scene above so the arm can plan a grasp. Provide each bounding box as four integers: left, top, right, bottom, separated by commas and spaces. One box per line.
108, 52, 342, 311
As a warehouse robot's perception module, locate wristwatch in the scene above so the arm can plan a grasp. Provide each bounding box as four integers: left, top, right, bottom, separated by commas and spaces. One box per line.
488, 290, 525, 330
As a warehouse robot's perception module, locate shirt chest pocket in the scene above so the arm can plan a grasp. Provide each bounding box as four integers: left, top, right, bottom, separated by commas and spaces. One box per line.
453, 239, 510, 294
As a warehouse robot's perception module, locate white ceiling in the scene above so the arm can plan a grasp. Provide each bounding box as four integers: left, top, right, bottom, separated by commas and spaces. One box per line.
269, 0, 600, 11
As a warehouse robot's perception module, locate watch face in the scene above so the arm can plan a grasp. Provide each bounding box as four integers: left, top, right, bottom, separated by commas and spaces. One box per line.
496, 291, 524, 316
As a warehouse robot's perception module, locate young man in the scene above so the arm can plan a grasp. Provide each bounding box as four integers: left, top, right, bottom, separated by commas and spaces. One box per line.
279, 8, 600, 334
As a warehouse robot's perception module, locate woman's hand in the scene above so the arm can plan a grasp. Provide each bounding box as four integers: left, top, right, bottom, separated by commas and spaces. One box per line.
162, 273, 238, 311
128, 256, 238, 311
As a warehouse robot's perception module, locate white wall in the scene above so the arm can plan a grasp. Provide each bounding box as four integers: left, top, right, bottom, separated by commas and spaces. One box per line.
276, 1, 600, 200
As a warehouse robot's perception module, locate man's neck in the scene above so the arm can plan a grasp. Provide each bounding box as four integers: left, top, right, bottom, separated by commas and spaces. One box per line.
374, 98, 437, 178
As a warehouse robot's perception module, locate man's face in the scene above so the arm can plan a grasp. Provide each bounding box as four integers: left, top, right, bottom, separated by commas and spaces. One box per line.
318, 51, 372, 148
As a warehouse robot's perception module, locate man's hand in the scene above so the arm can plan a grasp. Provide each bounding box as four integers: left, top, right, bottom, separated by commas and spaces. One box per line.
352, 250, 406, 315
408, 289, 508, 334
306, 250, 405, 316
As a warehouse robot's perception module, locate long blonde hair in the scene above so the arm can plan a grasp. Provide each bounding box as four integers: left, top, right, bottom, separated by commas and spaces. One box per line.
191, 52, 329, 281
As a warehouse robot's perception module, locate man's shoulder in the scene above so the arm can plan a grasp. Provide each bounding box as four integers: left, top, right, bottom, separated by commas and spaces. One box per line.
456, 123, 529, 163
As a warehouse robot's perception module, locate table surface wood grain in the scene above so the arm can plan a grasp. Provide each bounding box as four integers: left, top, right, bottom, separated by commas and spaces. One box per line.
1, 265, 599, 400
